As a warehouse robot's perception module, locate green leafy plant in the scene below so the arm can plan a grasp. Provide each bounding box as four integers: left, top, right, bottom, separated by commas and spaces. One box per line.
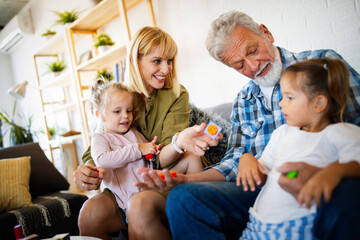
94, 33, 114, 48
46, 60, 66, 72
48, 127, 56, 137
95, 69, 114, 82
41, 29, 57, 37
53, 9, 79, 25
0, 103, 34, 146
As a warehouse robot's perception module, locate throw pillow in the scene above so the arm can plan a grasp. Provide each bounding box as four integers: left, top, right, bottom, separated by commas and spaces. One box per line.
0, 156, 32, 211
0, 143, 70, 197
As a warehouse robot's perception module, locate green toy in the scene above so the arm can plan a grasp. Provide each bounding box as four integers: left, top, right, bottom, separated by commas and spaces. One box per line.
286, 170, 298, 179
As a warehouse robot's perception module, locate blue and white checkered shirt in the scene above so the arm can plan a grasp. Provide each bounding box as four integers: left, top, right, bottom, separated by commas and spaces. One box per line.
209, 47, 360, 181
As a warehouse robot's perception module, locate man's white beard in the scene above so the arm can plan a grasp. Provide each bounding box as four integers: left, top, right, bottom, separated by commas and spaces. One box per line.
253, 49, 282, 87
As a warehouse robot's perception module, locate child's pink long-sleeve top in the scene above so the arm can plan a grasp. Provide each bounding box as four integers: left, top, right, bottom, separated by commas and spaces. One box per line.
91, 128, 148, 209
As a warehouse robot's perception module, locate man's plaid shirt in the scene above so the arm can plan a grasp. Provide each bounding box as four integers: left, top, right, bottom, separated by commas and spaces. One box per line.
209, 47, 360, 181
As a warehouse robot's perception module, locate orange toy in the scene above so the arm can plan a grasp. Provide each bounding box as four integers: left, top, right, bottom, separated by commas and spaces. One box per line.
158, 171, 177, 180
204, 121, 222, 140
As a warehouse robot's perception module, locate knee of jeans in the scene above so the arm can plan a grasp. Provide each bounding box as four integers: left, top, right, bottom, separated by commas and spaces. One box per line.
167, 183, 200, 212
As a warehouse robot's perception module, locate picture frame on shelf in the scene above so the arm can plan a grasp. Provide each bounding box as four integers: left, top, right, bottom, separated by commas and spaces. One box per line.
79, 50, 92, 64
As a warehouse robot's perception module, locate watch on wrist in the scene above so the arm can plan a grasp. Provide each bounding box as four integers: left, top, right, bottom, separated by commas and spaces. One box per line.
171, 132, 184, 154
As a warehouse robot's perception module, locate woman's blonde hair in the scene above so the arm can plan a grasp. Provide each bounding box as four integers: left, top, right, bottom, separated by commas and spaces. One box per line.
125, 26, 180, 98
90, 79, 140, 125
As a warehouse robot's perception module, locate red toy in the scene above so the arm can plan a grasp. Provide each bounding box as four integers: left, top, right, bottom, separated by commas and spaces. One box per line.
145, 153, 154, 161
158, 171, 177, 180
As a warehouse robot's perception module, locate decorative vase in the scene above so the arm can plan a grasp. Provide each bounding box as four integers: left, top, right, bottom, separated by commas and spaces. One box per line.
46, 34, 56, 40
53, 71, 62, 78
97, 45, 110, 54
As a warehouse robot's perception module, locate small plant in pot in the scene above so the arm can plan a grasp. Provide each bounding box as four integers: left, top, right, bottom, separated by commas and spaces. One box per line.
53, 9, 79, 25
41, 29, 57, 39
46, 60, 66, 77
0, 103, 34, 146
48, 127, 56, 139
94, 33, 114, 54
95, 69, 114, 82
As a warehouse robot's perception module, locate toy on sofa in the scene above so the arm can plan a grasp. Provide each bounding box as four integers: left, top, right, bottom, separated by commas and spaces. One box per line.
203, 121, 222, 139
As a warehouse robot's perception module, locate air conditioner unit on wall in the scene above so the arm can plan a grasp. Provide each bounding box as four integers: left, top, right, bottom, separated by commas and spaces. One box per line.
0, 8, 33, 55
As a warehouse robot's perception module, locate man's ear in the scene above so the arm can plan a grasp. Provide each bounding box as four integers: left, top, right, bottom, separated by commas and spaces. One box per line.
314, 95, 328, 113
259, 24, 274, 43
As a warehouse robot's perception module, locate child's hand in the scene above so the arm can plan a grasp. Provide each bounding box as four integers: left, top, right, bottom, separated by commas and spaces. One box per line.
139, 136, 158, 155
155, 143, 162, 155
297, 164, 342, 209
236, 153, 264, 191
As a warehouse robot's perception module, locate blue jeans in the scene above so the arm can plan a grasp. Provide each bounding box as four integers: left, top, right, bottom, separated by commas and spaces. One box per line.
166, 179, 360, 240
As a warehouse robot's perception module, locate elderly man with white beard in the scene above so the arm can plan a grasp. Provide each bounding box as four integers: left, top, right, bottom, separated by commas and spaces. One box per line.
136, 10, 360, 240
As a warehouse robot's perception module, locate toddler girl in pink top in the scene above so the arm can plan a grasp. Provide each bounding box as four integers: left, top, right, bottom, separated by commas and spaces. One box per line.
90, 80, 161, 210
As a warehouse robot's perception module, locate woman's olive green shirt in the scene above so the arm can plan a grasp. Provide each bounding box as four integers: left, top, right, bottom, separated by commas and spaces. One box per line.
82, 84, 190, 168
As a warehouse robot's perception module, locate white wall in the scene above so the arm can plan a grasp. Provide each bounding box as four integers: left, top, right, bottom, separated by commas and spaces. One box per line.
153, 0, 360, 108
0, 53, 14, 114
1, 0, 359, 130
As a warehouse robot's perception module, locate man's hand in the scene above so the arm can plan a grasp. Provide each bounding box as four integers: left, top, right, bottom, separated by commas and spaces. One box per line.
297, 162, 360, 209
73, 163, 104, 191
134, 168, 186, 192
277, 162, 320, 198
177, 123, 223, 156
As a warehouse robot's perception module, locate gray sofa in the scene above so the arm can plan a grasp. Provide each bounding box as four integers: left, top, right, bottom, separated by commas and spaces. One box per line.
0, 143, 88, 239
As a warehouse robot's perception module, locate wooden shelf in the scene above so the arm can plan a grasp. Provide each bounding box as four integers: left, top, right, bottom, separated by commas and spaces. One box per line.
76, 44, 127, 71
34, 31, 67, 55
44, 102, 76, 116
34, 0, 156, 161
49, 133, 82, 147
39, 71, 71, 89
70, 0, 143, 31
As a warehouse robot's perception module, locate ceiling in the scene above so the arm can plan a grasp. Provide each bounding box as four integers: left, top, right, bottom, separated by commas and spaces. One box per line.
0, 0, 30, 31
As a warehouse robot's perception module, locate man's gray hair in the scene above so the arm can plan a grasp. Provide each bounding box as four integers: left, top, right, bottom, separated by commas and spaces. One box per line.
206, 11, 262, 62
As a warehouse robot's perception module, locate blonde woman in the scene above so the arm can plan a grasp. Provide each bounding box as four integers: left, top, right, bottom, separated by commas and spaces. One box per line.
74, 27, 220, 240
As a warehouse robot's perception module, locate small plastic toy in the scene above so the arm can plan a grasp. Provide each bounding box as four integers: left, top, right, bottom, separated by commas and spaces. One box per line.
158, 171, 177, 180
203, 121, 222, 139
145, 153, 154, 161
286, 170, 298, 179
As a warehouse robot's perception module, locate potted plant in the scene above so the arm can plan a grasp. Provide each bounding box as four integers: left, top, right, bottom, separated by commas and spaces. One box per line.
41, 29, 57, 40
46, 60, 66, 77
48, 127, 56, 139
94, 33, 114, 54
95, 69, 114, 82
0, 103, 34, 146
53, 9, 79, 25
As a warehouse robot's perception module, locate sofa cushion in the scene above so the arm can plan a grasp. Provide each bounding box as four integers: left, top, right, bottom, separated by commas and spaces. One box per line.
0, 192, 88, 239
0, 156, 32, 211
0, 143, 69, 197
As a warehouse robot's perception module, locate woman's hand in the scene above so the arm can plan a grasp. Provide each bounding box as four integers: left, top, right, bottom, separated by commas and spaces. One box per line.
176, 123, 223, 156
236, 153, 265, 191
73, 163, 105, 191
134, 167, 187, 192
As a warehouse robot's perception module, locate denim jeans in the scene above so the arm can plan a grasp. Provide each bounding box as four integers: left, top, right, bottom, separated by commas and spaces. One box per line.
167, 181, 260, 240
167, 179, 360, 240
